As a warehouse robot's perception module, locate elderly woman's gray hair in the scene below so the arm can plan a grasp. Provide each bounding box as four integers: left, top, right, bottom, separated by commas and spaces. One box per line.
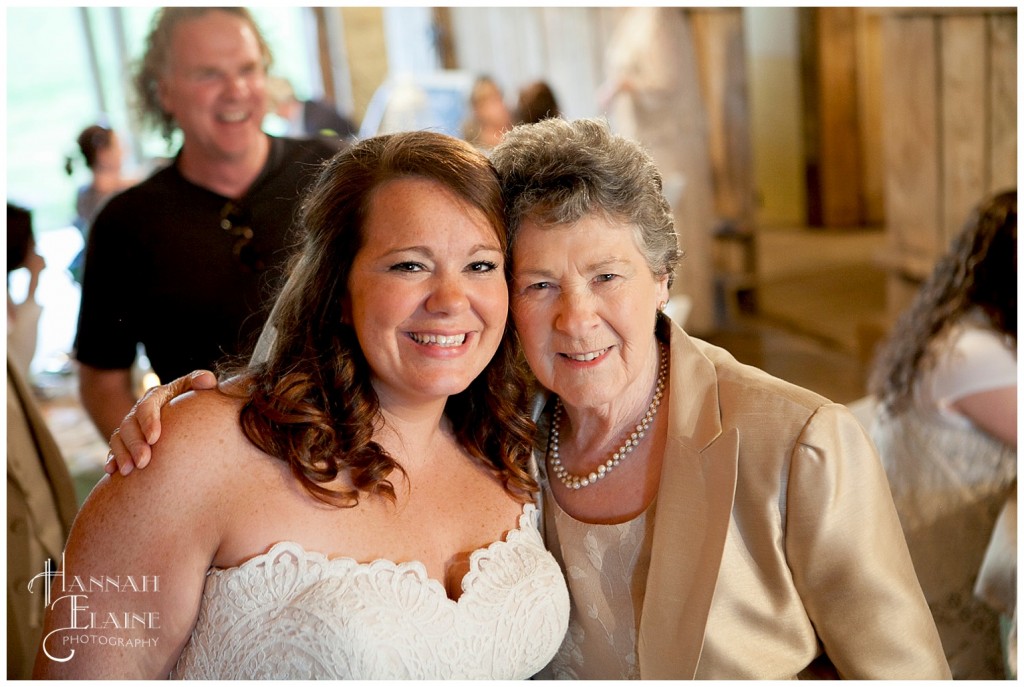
491, 117, 680, 286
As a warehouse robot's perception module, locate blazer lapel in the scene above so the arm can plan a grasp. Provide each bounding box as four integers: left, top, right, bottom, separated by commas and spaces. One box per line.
638, 320, 739, 679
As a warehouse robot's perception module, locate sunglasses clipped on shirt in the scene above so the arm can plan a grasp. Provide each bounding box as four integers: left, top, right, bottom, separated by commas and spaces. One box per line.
219, 201, 266, 272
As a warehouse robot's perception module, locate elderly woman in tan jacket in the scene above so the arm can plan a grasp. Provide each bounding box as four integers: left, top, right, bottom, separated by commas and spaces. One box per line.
106, 119, 950, 679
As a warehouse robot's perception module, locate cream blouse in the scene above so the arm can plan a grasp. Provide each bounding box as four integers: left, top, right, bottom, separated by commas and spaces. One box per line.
536, 488, 657, 680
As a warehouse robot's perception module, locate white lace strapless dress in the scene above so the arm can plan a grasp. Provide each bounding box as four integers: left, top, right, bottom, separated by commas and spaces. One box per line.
170, 503, 568, 679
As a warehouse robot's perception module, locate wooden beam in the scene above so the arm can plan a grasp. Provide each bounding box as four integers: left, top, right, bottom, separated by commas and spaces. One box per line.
432, 8, 457, 70
312, 7, 336, 104
817, 7, 863, 227
691, 8, 756, 233
881, 14, 942, 263
799, 8, 823, 226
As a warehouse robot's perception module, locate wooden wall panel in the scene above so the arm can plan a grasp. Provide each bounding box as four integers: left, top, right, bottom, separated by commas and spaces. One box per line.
856, 10, 886, 225
801, 7, 886, 228
988, 13, 1017, 193
880, 8, 1017, 322
799, 9, 823, 226
881, 14, 941, 275
338, 7, 388, 123
818, 8, 863, 226
690, 8, 755, 232
940, 15, 987, 245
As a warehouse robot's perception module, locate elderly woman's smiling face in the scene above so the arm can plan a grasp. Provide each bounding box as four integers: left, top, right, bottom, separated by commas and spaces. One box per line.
510, 213, 669, 410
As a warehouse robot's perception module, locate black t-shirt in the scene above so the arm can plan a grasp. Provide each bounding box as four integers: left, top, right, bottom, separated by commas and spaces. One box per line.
74, 135, 341, 382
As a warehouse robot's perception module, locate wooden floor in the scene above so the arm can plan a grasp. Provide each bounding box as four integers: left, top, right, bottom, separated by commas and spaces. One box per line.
706, 224, 886, 405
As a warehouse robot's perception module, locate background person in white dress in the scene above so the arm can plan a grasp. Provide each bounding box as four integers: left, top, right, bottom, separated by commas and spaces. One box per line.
7, 204, 45, 380
867, 189, 1017, 679
461, 75, 512, 154
33, 131, 568, 679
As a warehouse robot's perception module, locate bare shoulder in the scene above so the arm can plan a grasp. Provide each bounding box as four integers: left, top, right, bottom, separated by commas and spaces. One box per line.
36, 390, 242, 678
83, 387, 253, 520
152, 385, 258, 475
162, 383, 249, 437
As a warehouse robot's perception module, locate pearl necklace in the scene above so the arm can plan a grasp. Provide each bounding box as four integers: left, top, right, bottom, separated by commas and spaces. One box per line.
547, 344, 668, 490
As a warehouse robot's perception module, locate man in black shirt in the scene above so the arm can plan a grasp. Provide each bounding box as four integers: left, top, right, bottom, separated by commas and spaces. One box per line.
74, 8, 341, 438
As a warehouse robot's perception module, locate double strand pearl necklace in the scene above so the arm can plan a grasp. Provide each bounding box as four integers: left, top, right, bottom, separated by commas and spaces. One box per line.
547, 343, 668, 490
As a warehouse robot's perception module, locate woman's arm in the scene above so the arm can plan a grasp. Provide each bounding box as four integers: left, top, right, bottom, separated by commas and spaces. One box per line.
34, 391, 225, 678
952, 385, 1017, 447
931, 327, 1016, 447
79, 365, 138, 443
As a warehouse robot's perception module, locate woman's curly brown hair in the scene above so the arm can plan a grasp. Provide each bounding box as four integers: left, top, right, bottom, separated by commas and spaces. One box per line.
869, 189, 1017, 414
227, 131, 538, 507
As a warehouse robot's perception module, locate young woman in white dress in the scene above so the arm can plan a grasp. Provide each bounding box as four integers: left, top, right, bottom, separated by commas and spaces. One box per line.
33, 131, 568, 679
868, 190, 1017, 678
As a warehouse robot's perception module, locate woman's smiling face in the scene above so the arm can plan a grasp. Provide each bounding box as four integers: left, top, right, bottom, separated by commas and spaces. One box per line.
510, 213, 669, 410
346, 177, 508, 409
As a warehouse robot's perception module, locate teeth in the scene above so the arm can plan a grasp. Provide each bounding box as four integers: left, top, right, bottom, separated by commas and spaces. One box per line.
218, 111, 248, 123
565, 348, 607, 362
409, 333, 466, 347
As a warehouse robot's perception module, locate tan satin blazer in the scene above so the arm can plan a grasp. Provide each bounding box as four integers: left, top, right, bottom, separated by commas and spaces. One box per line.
631, 318, 950, 678
7, 358, 79, 678
534, 318, 950, 679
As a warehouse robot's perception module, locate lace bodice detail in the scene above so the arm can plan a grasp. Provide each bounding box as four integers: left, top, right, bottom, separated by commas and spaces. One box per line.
171, 503, 569, 679
537, 489, 657, 679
